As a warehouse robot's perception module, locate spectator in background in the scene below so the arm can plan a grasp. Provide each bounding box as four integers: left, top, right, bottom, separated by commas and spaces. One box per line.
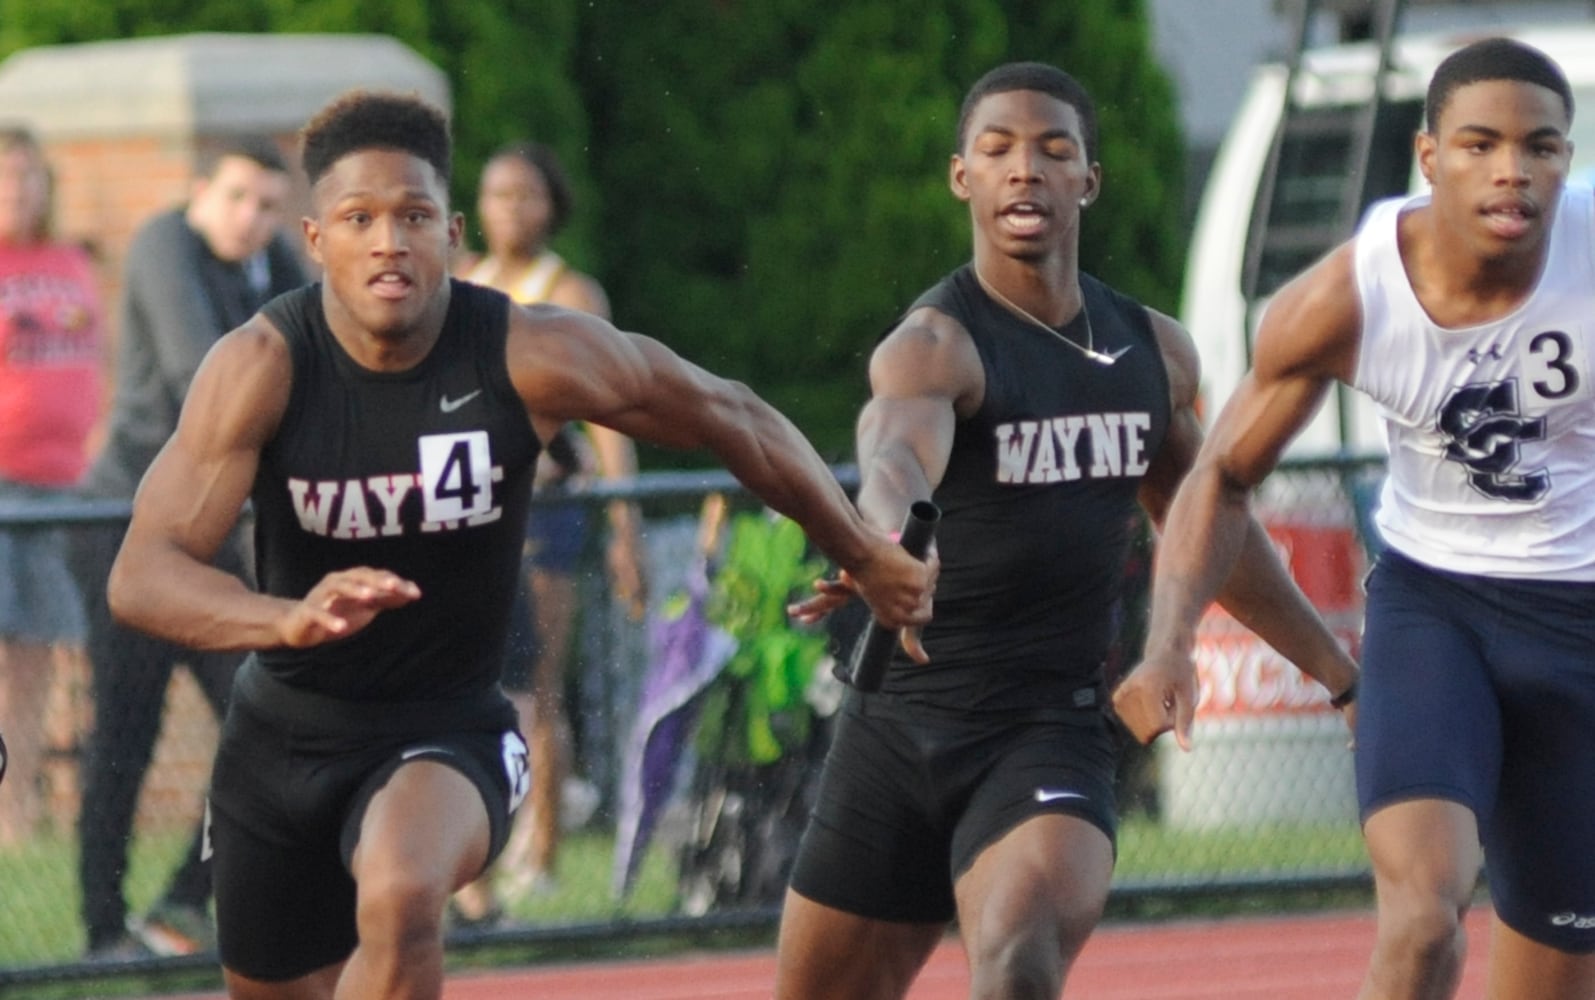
452, 141, 646, 920
0, 126, 102, 847
72, 136, 306, 960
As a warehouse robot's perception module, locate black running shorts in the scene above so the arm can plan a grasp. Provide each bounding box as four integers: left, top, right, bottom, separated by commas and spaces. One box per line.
206, 664, 526, 981
789, 692, 1118, 923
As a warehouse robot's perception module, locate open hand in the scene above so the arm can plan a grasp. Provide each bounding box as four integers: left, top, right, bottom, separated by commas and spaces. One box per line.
278, 567, 421, 647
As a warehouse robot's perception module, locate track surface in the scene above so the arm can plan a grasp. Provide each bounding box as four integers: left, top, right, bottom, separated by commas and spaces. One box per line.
135, 905, 1494, 999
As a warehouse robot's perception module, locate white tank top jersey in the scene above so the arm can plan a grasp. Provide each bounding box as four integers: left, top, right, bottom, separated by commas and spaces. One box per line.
1351, 184, 1595, 580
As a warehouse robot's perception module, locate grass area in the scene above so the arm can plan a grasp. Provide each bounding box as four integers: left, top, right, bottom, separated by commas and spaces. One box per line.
1116, 814, 1367, 881
0, 828, 683, 967
0, 829, 193, 966
0, 816, 1372, 997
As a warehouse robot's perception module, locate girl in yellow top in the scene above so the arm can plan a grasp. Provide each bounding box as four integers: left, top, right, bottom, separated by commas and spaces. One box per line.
454, 142, 645, 917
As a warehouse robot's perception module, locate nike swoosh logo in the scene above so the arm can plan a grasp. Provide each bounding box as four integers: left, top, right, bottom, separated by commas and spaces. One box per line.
440, 389, 482, 413
1034, 789, 1088, 804
401, 745, 453, 761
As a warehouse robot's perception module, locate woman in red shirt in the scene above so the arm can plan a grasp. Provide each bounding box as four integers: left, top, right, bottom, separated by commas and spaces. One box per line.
0, 126, 102, 844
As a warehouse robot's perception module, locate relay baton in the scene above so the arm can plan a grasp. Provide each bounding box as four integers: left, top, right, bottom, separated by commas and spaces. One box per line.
843, 500, 941, 692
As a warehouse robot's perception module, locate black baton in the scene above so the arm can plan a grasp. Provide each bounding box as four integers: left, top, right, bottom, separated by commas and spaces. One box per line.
843, 500, 940, 692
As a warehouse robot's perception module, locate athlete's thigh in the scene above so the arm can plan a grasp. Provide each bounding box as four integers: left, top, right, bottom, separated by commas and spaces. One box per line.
210, 798, 359, 983
1356, 554, 1502, 821
954, 812, 1113, 963
340, 729, 527, 884
1482, 589, 1595, 954
347, 760, 492, 893
207, 700, 364, 981
788, 704, 955, 923
951, 720, 1117, 944
950, 716, 1118, 881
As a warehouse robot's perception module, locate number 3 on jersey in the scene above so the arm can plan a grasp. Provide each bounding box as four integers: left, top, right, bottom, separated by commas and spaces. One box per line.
1523, 329, 1589, 403
418, 432, 501, 525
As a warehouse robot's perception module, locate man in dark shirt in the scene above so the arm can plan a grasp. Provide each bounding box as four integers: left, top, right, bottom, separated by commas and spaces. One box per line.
74, 136, 306, 960
105, 89, 930, 999
773, 62, 1358, 999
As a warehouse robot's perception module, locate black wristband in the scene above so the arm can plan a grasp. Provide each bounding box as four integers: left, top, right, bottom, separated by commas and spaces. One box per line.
1330, 681, 1358, 710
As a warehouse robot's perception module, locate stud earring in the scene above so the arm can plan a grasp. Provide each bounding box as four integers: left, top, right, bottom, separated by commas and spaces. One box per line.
1079, 198, 1089, 208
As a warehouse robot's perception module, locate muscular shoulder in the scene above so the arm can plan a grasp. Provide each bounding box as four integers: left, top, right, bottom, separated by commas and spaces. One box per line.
504, 302, 648, 417
187, 316, 293, 447
871, 305, 984, 414
1254, 243, 1360, 384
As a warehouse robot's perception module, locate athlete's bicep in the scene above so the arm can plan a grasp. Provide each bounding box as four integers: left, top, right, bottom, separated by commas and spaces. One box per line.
1136, 309, 1206, 523
853, 309, 980, 511
126, 322, 290, 564
1139, 405, 1203, 527
509, 307, 754, 451
1205, 248, 1360, 486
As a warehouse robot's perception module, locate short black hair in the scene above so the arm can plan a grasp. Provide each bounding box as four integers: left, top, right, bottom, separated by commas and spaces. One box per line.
196, 134, 288, 180
956, 62, 1098, 162
487, 141, 574, 237
1426, 37, 1574, 132
300, 90, 451, 188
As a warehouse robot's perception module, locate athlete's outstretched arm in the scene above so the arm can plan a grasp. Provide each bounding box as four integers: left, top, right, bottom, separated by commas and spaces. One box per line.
852, 308, 979, 530
506, 305, 934, 632
786, 308, 979, 654
548, 266, 647, 616
1113, 260, 1362, 747
108, 320, 420, 650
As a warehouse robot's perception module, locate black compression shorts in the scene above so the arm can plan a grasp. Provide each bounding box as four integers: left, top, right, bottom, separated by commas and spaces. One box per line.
789, 692, 1119, 923
205, 664, 526, 981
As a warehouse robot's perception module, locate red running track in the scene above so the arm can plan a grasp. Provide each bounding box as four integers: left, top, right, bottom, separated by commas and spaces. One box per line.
141, 906, 1493, 999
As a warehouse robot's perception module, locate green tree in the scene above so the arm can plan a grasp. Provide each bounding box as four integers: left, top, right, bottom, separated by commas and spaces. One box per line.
576, 1, 1184, 459
0, 0, 1185, 458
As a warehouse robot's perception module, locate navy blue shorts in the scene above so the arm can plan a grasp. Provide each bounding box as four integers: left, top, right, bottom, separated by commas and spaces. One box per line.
789, 691, 1118, 923
1358, 550, 1595, 952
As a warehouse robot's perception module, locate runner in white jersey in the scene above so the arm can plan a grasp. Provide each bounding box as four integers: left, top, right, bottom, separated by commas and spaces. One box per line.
1355, 183, 1595, 581
1115, 37, 1595, 1000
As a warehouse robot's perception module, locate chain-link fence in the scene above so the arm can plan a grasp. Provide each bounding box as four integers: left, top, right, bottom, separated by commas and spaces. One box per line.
0, 456, 1385, 988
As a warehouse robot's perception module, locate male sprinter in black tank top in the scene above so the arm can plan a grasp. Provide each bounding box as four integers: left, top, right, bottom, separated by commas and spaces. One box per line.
105, 91, 933, 1000
773, 62, 1360, 1000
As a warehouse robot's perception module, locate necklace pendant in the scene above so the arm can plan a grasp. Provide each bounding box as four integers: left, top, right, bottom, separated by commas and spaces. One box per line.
1085, 345, 1132, 366
974, 266, 1131, 368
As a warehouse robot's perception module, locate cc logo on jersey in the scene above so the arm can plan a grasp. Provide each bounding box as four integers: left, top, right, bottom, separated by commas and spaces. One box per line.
1437, 379, 1548, 501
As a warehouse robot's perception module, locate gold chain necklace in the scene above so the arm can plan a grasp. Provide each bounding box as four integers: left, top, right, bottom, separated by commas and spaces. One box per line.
974, 267, 1130, 366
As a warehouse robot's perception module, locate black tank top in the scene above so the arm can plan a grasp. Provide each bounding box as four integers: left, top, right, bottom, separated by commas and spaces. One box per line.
251, 280, 538, 702
881, 265, 1170, 712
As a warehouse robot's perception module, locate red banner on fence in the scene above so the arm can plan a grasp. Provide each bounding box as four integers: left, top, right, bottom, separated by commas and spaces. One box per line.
1192, 521, 1363, 716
